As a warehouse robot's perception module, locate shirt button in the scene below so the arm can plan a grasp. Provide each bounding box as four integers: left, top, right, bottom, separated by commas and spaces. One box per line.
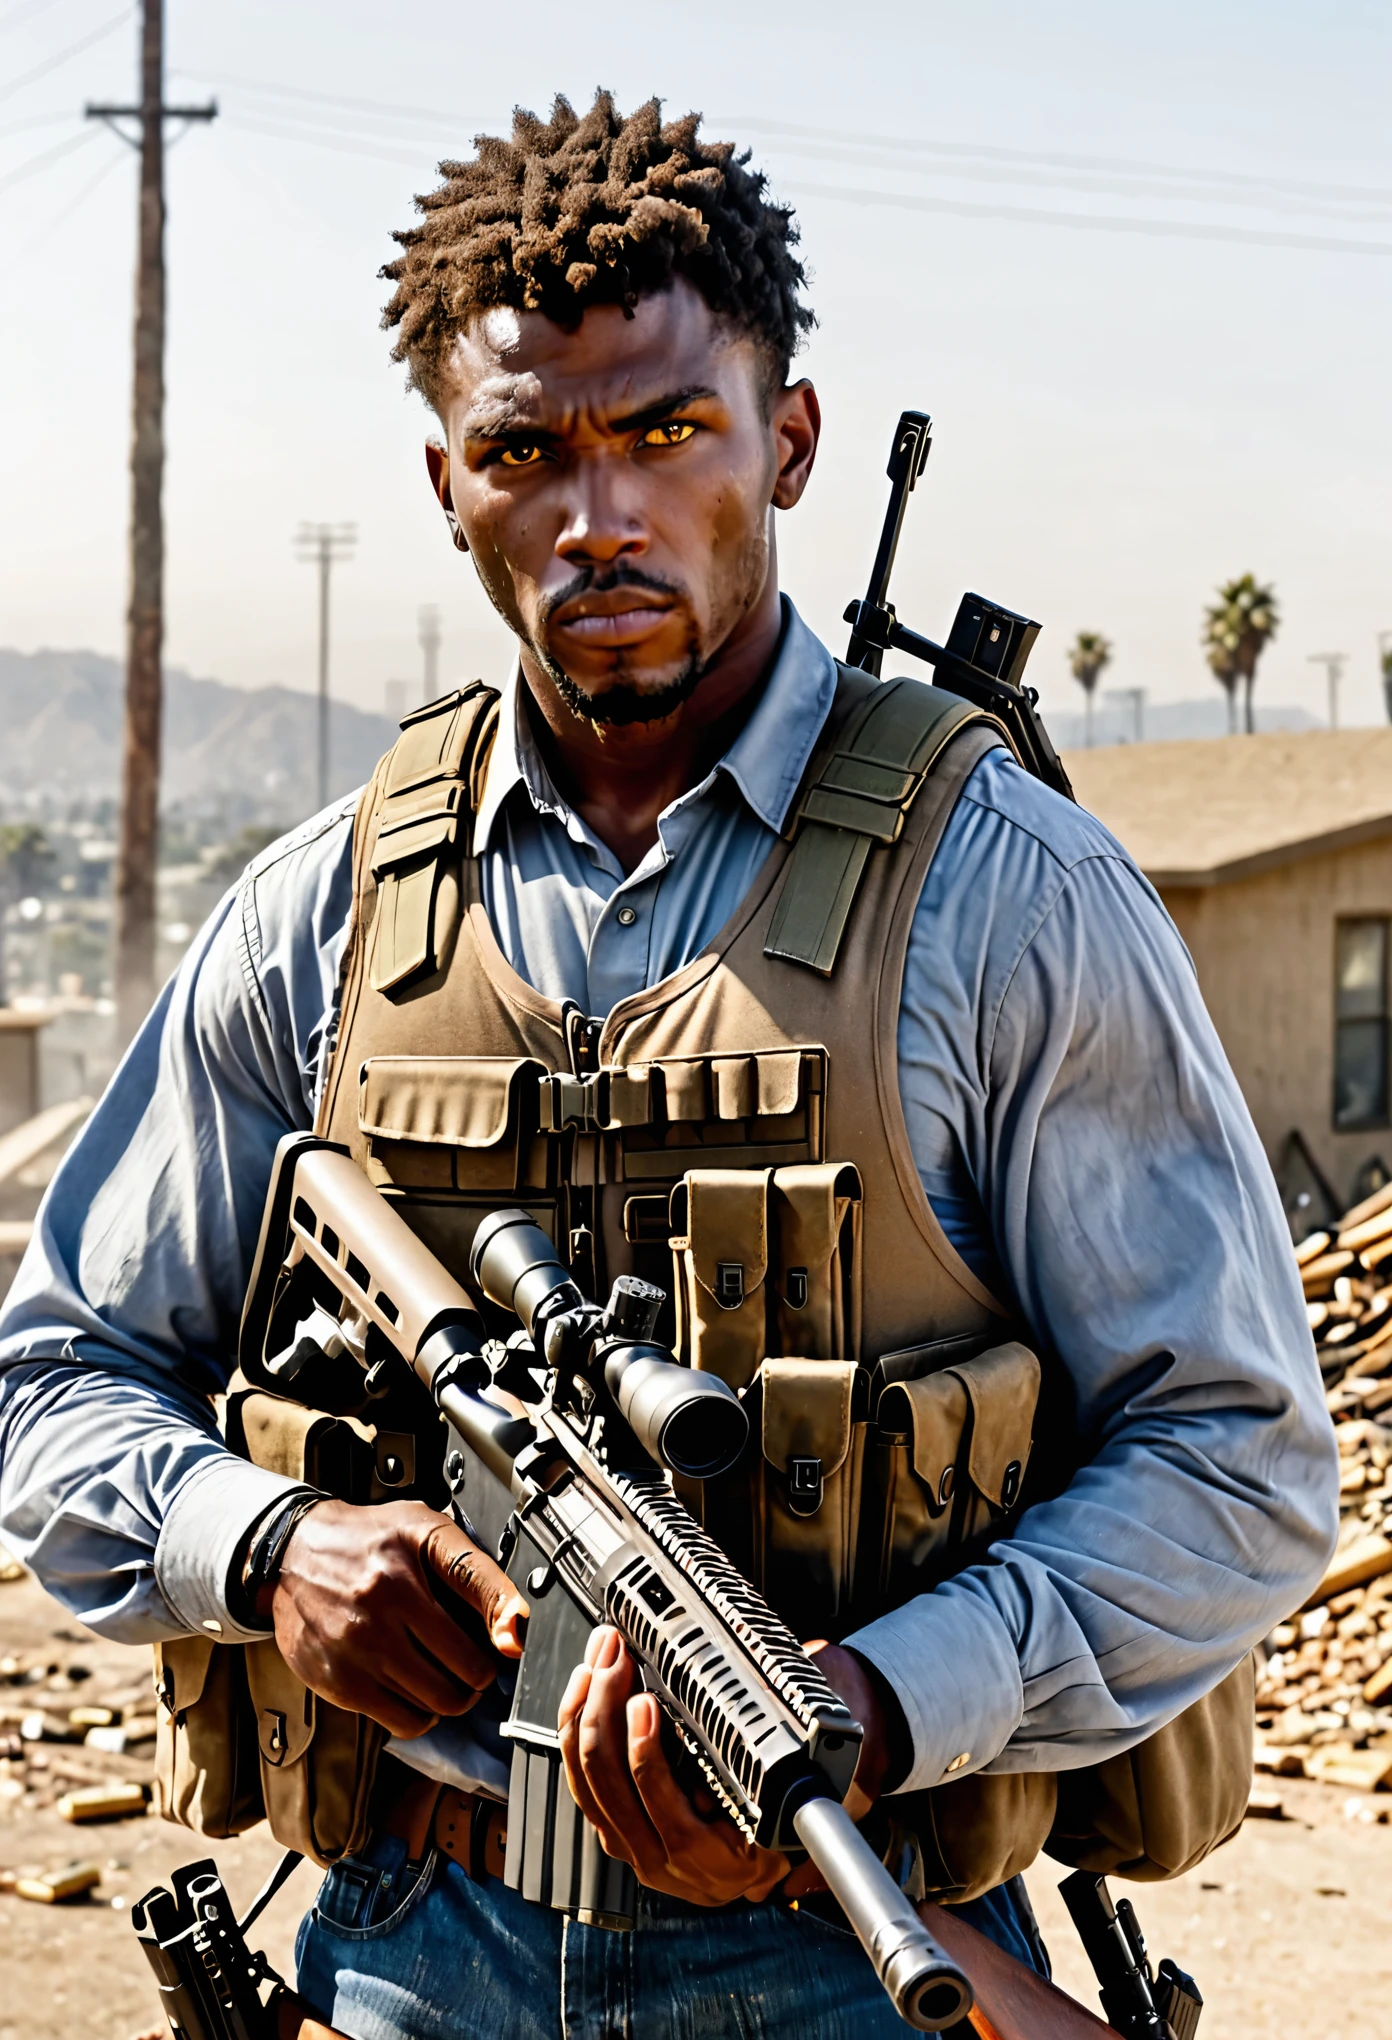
616, 905, 638, 927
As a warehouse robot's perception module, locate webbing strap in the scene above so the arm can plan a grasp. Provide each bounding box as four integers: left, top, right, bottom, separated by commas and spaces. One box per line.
764, 675, 1007, 976
368, 684, 499, 993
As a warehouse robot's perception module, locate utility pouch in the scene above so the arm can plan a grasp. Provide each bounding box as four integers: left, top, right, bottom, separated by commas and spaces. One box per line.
150, 1636, 264, 1838
861, 1341, 1040, 1613
244, 1639, 386, 1867
1046, 1653, 1256, 1881
151, 1384, 390, 1867
669, 1169, 772, 1391
747, 1357, 868, 1636
768, 1163, 863, 1361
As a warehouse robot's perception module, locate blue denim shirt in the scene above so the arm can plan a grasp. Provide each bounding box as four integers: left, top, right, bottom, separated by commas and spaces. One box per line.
0, 601, 1337, 1797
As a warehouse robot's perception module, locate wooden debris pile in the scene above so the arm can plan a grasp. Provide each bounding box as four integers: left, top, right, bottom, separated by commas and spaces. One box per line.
1256, 1179, 1392, 1788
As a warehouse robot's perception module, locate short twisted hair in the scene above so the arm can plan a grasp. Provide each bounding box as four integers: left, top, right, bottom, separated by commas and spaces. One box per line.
381, 91, 814, 406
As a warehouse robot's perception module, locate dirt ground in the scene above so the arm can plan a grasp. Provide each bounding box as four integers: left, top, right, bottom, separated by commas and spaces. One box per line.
3, 1567, 1391, 2040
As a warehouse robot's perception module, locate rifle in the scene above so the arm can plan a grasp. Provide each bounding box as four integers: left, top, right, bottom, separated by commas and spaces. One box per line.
237, 1134, 974, 2032
844, 410, 1075, 803
1060, 1871, 1203, 2040
131, 1853, 347, 2040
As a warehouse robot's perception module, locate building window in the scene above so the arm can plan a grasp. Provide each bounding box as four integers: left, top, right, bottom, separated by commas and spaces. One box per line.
1335, 918, 1390, 1130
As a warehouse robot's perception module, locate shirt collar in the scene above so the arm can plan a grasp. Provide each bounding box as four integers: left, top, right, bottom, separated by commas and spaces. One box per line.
474, 597, 838, 855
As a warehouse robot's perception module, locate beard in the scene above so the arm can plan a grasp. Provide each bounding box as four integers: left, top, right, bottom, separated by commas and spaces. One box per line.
532, 566, 710, 727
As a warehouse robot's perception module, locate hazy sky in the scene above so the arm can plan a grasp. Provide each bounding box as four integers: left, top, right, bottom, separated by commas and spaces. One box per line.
2, 0, 1390, 730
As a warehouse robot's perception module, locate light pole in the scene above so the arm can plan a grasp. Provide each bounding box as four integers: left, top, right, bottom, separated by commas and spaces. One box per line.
1308, 652, 1348, 731
419, 605, 442, 706
295, 524, 357, 810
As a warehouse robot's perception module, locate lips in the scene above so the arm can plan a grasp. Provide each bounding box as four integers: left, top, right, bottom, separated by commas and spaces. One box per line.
551, 589, 675, 650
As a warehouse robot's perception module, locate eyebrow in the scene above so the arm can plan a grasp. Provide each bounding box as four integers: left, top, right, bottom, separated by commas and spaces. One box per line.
607, 385, 721, 434
466, 384, 722, 443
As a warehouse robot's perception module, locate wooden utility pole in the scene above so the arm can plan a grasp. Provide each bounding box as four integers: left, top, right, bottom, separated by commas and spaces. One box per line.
295, 524, 357, 810
87, 2, 215, 1045
419, 604, 442, 705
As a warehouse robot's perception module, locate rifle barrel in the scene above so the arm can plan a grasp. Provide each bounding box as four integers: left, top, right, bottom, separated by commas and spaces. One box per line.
791, 1795, 970, 2032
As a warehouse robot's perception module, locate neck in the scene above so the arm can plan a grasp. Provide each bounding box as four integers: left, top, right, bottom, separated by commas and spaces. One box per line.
517, 573, 785, 875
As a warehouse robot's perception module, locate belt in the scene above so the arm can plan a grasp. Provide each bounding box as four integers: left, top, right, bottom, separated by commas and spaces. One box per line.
380, 1766, 510, 1881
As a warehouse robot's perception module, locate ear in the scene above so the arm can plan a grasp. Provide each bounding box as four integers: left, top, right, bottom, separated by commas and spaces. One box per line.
425, 440, 469, 553
769, 380, 821, 512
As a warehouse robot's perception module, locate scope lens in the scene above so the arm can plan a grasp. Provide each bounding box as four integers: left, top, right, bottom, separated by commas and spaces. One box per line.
657, 1394, 750, 1481
606, 1347, 749, 1479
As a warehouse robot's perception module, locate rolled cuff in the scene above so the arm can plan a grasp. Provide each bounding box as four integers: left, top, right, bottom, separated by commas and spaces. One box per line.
154, 1449, 306, 1645
843, 1585, 1025, 1794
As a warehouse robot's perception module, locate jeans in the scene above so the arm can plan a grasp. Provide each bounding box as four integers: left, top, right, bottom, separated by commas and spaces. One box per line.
295, 1835, 1049, 2040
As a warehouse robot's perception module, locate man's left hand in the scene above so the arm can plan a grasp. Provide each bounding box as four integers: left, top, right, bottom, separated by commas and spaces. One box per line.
556, 1626, 892, 1908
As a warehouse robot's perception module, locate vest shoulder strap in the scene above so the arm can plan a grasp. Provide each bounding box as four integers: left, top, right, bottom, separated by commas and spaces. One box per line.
763, 666, 1013, 976
366, 684, 500, 994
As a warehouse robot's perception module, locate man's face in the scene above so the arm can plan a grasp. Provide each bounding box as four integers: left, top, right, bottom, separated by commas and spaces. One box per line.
429, 280, 819, 724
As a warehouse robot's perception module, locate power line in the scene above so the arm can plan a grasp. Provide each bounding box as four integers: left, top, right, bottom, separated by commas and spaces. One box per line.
174, 70, 1392, 215
0, 124, 97, 193
760, 136, 1392, 226
727, 113, 1392, 210
783, 176, 1392, 258
0, 109, 76, 137
170, 68, 472, 131
221, 112, 425, 168
0, 6, 132, 109
0, 0, 63, 35
17, 135, 123, 257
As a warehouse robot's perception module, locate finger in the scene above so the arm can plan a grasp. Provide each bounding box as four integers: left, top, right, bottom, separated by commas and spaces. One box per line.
374, 1637, 488, 1721
626, 1696, 789, 1902
559, 1666, 644, 1864
572, 1634, 663, 1868
400, 1592, 503, 1697
422, 1519, 530, 1655
331, 1673, 441, 1741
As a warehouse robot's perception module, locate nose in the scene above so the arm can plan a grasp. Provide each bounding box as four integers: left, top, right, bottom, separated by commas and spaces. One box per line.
554, 457, 649, 569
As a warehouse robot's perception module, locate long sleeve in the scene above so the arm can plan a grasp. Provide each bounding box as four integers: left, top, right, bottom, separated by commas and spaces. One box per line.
0, 802, 356, 1643
845, 751, 1340, 1792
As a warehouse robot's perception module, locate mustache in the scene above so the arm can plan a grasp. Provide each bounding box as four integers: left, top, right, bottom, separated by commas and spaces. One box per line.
536, 562, 688, 627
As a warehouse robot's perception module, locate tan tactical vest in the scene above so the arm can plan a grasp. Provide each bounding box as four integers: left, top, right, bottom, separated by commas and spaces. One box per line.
155, 665, 1253, 1894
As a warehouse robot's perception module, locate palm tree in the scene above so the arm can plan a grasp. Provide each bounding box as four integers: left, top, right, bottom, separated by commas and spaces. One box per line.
1206, 638, 1241, 735
1068, 631, 1113, 747
1203, 575, 1279, 736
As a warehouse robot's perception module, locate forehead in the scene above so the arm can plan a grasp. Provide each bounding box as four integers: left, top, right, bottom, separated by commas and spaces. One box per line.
440, 279, 758, 431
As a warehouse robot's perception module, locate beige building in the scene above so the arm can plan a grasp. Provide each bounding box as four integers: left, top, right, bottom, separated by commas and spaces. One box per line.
1068, 729, 1392, 1232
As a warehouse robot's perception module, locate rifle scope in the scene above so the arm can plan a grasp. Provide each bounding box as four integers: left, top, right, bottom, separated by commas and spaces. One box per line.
471, 1209, 748, 1481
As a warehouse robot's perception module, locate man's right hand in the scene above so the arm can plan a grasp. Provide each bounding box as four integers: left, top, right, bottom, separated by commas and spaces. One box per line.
264, 1499, 528, 1739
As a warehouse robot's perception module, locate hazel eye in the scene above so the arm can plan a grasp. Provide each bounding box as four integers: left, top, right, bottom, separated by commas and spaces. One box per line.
640, 422, 696, 447
499, 442, 545, 467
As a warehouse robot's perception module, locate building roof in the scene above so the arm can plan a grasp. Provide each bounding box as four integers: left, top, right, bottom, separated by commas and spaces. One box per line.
1064, 728, 1392, 887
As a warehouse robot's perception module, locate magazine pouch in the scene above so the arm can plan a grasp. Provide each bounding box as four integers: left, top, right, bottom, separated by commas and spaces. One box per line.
747, 1357, 867, 1637
669, 1169, 772, 1391
861, 1341, 1040, 1611
151, 1635, 264, 1839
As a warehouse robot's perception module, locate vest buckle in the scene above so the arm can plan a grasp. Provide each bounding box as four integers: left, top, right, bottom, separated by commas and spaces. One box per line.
714, 1261, 745, 1309
540, 1073, 598, 1132
787, 1455, 824, 1517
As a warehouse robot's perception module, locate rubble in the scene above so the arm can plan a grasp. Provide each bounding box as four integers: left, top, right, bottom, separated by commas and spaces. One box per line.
0, 1607, 158, 1835
1256, 1179, 1392, 1787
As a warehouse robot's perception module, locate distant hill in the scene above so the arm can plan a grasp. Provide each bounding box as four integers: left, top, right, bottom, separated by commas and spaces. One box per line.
1044, 696, 1322, 749
0, 648, 399, 824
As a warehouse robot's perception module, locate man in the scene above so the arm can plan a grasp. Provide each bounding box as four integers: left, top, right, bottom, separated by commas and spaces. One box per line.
0, 93, 1335, 2040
